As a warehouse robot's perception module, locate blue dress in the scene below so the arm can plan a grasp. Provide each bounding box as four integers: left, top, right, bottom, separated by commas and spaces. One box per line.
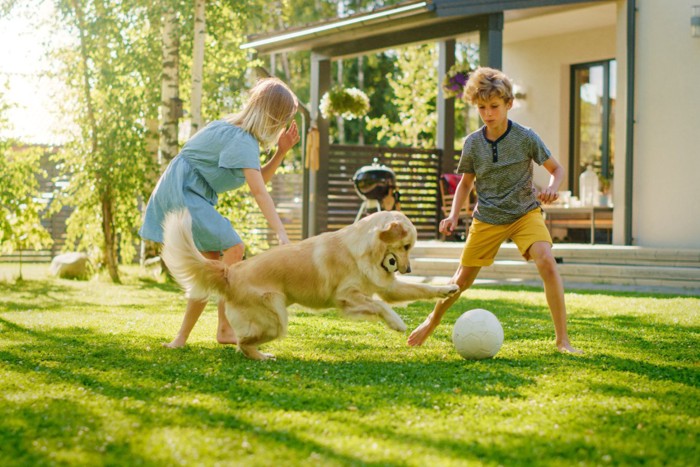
139, 120, 261, 252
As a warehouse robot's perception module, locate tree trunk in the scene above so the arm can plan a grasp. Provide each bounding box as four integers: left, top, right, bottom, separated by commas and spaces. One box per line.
190, 0, 205, 137
160, 7, 180, 166
71, 0, 120, 282
101, 189, 120, 283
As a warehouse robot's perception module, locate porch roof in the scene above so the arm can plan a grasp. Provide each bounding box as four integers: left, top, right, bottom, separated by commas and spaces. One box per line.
241, 0, 603, 58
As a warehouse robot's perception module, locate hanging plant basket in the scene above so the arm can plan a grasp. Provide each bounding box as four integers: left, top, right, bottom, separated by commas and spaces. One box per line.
319, 86, 370, 120
442, 63, 473, 99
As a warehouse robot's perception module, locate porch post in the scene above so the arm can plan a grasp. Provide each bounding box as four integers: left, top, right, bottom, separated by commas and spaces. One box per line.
437, 39, 456, 174
306, 52, 331, 237
479, 13, 503, 70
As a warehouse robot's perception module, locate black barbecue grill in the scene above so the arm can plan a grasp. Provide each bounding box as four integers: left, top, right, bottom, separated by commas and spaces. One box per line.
352, 158, 400, 221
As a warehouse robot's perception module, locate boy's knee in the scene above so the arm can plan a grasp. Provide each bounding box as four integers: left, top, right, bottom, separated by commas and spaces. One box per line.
534, 254, 558, 277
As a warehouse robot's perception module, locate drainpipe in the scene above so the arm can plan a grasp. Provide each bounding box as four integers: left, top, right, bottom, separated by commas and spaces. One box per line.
625, 0, 636, 245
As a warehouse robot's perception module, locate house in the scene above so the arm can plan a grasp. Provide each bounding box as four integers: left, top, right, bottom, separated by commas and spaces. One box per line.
242, 0, 700, 250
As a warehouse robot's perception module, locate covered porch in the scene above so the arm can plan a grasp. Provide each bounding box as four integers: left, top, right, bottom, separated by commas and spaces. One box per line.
242, 0, 631, 244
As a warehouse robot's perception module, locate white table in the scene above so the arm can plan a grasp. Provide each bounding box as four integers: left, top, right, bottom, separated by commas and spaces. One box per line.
541, 205, 613, 244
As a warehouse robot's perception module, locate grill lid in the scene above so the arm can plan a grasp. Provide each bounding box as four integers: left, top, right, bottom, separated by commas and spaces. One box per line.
352, 158, 397, 201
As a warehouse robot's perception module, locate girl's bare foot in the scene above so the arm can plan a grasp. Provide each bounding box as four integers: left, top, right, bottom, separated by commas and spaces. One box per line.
162, 337, 187, 348
557, 341, 583, 354
217, 327, 238, 345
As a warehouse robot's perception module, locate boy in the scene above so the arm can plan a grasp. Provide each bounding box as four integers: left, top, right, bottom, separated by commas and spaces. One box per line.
407, 67, 581, 354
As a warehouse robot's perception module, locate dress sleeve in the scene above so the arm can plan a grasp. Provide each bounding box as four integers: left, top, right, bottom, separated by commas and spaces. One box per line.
528, 129, 552, 165
218, 130, 261, 170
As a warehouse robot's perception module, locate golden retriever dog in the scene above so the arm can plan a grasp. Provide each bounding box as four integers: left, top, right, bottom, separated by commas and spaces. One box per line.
161, 209, 459, 360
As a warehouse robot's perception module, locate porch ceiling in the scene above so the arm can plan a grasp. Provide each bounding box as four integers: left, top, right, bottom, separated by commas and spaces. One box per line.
241, 0, 610, 57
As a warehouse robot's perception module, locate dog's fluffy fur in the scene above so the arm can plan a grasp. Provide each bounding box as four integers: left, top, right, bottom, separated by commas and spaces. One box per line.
162, 209, 459, 360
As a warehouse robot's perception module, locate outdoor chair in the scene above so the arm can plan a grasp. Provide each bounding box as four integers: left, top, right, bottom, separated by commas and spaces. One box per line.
438, 173, 475, 241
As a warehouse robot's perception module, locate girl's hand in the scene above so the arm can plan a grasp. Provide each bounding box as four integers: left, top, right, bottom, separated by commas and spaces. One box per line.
277, 231, 290, 245
277, 121, 300, 155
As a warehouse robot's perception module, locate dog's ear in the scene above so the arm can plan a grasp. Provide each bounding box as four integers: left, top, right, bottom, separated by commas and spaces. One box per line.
379, 221, 407, 243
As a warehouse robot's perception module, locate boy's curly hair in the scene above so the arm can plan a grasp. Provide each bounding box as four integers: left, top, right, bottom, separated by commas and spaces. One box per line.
464, 67, 514, 105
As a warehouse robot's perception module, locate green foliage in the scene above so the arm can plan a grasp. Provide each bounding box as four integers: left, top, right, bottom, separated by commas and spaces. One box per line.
0, 145, 53, 255
366, 44, 439, 148
50, 0, 161, 271
0, 266, 699, 465
319, 86, 370, 120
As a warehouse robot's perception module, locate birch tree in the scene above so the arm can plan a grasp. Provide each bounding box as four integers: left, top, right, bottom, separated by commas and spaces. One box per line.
190, 0, 205, 137
54, 0, 160, 282
160, 4, 180, 164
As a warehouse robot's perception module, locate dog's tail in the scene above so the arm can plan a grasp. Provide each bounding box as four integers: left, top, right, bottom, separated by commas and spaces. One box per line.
161, 209, 230, 301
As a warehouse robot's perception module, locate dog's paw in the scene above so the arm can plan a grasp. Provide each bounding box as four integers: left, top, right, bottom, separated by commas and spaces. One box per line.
240, 346, 276, 361
438, 284, 460, 298
386, 316, 407, 332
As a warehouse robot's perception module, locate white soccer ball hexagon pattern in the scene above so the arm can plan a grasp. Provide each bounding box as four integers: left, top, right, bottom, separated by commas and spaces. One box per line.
452, 308, 504, 360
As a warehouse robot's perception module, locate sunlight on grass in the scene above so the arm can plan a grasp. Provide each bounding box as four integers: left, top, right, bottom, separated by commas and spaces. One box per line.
0, 263, 698, 465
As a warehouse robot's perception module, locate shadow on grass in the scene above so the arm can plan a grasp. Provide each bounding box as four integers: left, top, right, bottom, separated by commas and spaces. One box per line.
0, 279, 80, 313
475, 282, 700, 299
1, 275, 699, 465
134, 276, 182, 294
1, 287, 699, 465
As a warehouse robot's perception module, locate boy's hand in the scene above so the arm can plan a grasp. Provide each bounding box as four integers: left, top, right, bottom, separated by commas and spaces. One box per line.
439, 216, 459, 236
537, 188, 559, 205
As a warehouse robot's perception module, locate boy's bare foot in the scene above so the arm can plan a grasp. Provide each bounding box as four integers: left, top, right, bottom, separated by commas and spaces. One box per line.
558, 341, 583, 354
407, 318, 436, 346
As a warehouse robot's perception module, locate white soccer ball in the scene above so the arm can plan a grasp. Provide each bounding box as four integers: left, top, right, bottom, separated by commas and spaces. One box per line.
452, 308, 504, 360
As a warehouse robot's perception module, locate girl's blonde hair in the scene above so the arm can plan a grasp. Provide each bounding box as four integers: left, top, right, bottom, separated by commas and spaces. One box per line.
226, 77, 298, 149
464, 67, 514, 105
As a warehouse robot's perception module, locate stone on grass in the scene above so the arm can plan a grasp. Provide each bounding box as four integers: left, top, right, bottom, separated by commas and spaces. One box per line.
50, 252, 92, 280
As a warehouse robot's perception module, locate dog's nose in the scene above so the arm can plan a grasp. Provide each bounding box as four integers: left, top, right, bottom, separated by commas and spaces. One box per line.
405, 264, 411, 274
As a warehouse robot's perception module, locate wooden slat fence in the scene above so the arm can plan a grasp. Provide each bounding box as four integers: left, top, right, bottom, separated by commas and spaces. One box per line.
322, 145, 443, 239
2, 144, 453, 262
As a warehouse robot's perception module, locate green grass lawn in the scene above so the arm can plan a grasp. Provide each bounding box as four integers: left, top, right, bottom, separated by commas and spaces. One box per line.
1, 263, 698, 466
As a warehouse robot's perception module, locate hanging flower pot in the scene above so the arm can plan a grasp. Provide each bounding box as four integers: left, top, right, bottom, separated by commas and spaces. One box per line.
442, 63, 473, 100
319, 86, 370, 120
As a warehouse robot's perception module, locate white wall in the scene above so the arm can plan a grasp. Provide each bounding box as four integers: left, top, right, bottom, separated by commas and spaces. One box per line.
503, 25, 616, 194
632, 0, 700, 248
503, 0, 700, 249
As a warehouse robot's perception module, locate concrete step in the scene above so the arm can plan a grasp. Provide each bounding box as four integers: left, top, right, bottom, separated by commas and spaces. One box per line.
412, 241, 700, 268
409, 241, 700, 294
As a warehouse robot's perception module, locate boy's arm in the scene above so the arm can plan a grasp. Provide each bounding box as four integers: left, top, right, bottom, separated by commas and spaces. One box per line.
538, 158, 564, 204
441, 173, 475, 236
450, 173, 475, 217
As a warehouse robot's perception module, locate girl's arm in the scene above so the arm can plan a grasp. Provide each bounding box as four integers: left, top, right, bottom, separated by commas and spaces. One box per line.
244, 168, 290, 245
538, 158, 564, 204
260, 121, 299, 184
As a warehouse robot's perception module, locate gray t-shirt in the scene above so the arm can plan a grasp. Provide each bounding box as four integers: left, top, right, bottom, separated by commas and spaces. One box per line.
457, 120, 551, 224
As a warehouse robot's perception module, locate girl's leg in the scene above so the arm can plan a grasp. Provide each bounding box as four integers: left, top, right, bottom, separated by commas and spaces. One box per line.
163, 246, 244, 348
407, 265, 481, 346
216, 243, 245, 344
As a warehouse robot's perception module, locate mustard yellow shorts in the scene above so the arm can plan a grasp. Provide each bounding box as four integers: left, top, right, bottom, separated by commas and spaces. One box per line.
460, 208, 552, 267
